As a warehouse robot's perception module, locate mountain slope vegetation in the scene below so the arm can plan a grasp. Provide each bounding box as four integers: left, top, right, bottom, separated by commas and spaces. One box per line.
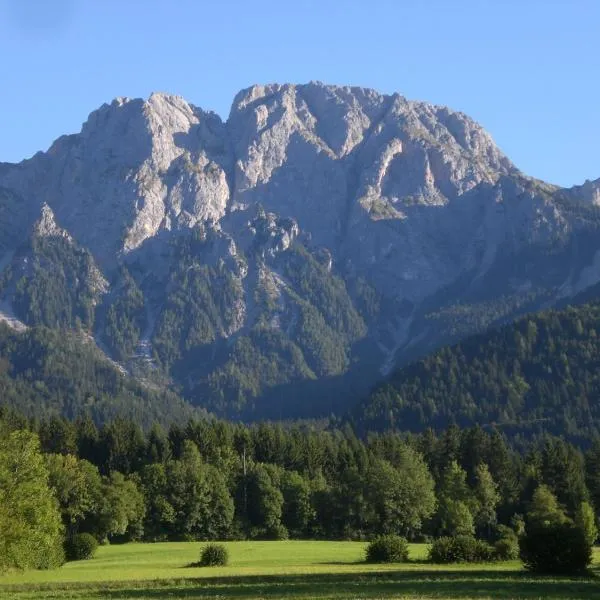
352, 299, 600, 439
0, 323, 197, 426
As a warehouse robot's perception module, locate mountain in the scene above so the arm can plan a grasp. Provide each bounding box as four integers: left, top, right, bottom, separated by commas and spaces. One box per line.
1, 82, 599, 419
350, 296, 600, 439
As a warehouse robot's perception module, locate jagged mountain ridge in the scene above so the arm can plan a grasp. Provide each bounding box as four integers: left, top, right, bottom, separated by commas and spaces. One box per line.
0, 82, 599, 419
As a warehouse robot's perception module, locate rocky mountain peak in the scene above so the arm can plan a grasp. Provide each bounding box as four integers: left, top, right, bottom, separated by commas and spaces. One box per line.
0, 84, 521, 269
34, 203, 69, 238
569, 178, 600, 206
0, 83, 599, 419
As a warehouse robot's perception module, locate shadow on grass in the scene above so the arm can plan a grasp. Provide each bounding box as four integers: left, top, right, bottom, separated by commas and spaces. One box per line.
5, 569, 600, 599
313, 561, 364, 566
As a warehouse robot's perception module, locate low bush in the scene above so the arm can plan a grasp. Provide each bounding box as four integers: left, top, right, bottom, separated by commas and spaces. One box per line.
267, 523, 289, 541
65, 533, 98, 561
365, 534, 409, 563
429, 535, 495, 563
199, 543, 229, 567
491, 526, 519, 561
519, 522, 592, 574
494, 536, 519, 560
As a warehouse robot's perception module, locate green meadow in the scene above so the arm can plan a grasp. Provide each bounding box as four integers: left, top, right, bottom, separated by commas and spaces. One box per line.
1, 541, 599, 599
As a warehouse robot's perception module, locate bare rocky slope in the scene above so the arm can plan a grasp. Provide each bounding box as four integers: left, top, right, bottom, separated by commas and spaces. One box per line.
1, 82, 599, 419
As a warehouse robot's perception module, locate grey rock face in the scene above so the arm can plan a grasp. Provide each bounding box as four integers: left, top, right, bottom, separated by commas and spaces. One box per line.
0, 82, 599, 417
1, 93, 232, 266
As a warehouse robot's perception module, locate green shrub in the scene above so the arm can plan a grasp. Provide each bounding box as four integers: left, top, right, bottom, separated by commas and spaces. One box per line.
519, 522, 592, 574
429, 535, 495, 563
65, 533, 98, 561
365, 535, 409, 563
199, 543, 229, 567
267, 523, 289, 541
494, 537, 519, 560
493, 525, 519, 561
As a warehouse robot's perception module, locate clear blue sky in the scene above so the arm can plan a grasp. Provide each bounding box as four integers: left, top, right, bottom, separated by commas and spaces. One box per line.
0, 0, 598, 187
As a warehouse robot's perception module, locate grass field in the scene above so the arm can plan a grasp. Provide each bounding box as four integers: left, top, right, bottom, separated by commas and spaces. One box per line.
0, 541, 599, 599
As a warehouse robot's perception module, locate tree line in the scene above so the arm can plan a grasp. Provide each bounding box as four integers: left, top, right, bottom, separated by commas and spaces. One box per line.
1, 406, 600, 572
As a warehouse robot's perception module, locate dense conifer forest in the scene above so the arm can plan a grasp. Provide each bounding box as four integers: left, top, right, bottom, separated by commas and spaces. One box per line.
0, 323, 197, 427
354, 301, 600, 440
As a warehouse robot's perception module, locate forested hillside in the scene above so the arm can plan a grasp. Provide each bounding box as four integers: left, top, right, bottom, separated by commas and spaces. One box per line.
0, 323, 197, 427
352, 301, 600, 439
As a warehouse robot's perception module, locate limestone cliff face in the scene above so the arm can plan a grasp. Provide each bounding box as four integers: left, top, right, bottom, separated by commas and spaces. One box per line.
0, 93, 232, 265
0, 82, 598, 417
